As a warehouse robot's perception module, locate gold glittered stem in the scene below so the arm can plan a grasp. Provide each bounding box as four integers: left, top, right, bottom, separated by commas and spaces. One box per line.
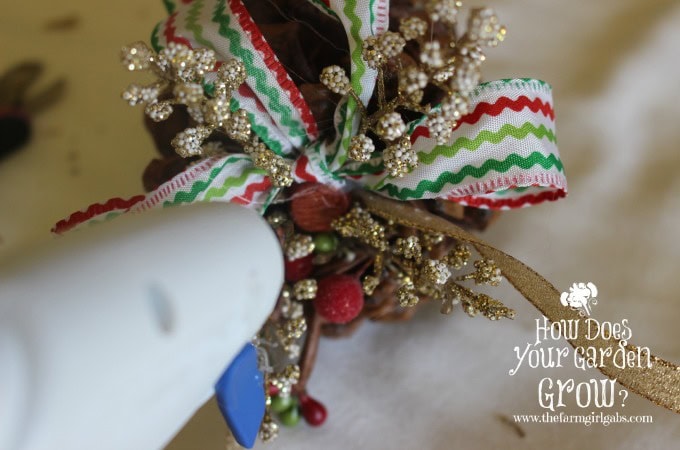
356, 190, 680, 414
376, 66, 386, 108
293, 306, 323, 395
348, 90, 367, 116
348, 89, 370, 134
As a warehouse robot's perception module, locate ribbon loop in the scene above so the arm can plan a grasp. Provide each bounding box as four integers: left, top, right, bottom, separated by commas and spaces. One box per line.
361, 79, 565, 208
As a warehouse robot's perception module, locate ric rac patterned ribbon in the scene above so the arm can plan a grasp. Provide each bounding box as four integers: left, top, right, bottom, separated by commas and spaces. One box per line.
54, 0, 565, 233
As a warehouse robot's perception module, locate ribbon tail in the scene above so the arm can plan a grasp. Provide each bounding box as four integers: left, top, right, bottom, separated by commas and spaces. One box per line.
358, 190, 680, 414
53, 155, 275, 234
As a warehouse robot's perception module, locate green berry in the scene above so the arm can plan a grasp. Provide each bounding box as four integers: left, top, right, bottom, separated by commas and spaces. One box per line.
278, 405, 301, 427
270, 395, 295, 413
313, 232, 338, 253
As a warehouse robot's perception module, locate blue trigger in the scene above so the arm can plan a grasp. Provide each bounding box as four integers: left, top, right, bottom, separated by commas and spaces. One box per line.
215, 343, 266, 448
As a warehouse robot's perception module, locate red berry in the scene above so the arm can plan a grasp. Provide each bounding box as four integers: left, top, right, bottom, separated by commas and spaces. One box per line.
290, 183, 350, 232
314, 275, 364, 323
285, 254, 314, 282
299, 393, 327, 427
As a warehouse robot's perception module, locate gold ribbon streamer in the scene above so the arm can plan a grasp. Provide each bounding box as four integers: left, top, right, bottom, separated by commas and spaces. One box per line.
357, 191, 680, 414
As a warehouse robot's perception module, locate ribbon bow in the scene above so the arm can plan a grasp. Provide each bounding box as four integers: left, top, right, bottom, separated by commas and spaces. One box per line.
51, 0, 680, 420
55, 0, 565, 231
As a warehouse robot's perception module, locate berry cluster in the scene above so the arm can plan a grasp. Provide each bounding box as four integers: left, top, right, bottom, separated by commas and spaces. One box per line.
120, 41, 293, 187
320, 2, 506, 177
256, 182, 513, 441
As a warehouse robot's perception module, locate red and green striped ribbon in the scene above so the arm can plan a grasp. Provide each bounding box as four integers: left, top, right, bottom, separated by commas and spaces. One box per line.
360, 79, 565, 209
154, 0, 318, 151
54, 2, 566, 233
326, 0, 388, 169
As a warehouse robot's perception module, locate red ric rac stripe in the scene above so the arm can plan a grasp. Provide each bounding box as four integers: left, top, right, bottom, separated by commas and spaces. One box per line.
474, 95, 555, 121
52, 195, 146, 234
231, 178, 272, 205
449, 189, 566, 209
411, 95, 555, 141
164, 12, 193, 47
228, 0, 319, 139
294, 155, 319, 183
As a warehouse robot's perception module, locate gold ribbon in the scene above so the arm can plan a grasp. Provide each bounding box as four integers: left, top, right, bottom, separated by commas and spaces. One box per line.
357, 191, 680, 414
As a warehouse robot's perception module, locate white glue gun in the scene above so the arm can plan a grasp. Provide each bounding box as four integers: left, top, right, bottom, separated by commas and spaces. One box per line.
0, 203, 282, 450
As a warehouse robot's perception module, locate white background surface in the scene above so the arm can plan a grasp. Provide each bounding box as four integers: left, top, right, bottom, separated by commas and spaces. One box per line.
1, 1, 679, 449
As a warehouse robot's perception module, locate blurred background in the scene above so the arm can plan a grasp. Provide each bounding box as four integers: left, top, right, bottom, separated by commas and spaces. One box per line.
1, 0, 679, 449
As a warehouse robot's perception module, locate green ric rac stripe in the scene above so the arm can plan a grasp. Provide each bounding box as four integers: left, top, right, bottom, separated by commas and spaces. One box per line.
329, 101, 348, 165
164, 156, 249, 205
260, 187, 281, 213
150, 23, 162, 52
495, 186, 531, 196
496, 78, 550, 88
478, 78, 551, 88
335, 0, 367, 163
308, 0, 338, 18
368, 0, 376, 27
163, 0, 177, 14
90, 211, 125, 227
418, 122, 557, 165
472, 78, 552, 96
343, 0, 365, 96
227, 87, 286, 156
407, 113, 428, 134
185, 0, 214, 49
104, 211, 124, 220
212, 0, 308, 143
379, 152, 564, 200
203, 166, 267, 201
338, 160, 384, 176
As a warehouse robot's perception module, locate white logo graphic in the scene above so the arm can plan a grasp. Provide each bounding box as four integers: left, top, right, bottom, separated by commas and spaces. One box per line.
560, 282, 598, 317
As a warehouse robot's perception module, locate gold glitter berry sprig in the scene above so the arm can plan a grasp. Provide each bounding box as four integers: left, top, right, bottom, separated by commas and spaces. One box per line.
331, 204, 514, 321
319, 1, 506, 177
120, 41, 293, 187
